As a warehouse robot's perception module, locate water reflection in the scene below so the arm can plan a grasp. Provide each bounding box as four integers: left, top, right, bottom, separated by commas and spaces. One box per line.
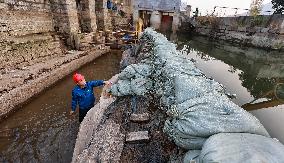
174, 34, 284, 143
0, 51, 121, 162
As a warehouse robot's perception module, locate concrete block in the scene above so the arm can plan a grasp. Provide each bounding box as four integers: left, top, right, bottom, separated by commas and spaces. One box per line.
261, 28, 269, 33
219, 25, 226, 30
130, 113, 150, 122
237, 27, 246, 32
254, 27, 262, 33
0, 3, 8, 9
126, 131, 149, 143
280, 20, 284, 35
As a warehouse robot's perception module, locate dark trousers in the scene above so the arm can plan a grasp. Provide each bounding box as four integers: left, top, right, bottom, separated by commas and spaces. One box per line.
79, 109, 90, 123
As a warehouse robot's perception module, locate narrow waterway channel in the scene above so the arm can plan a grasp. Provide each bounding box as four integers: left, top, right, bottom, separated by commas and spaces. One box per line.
1, 32, 284, 162
175, 33, 284, 144
0, 50, 122, 162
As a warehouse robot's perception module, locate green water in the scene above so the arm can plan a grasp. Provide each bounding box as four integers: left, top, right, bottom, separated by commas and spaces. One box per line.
174, 33, 284, 143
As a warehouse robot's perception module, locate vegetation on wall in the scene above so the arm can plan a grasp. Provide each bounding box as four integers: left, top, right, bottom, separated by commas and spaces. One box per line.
196, 15, 220, 28
250, 0, 264, 16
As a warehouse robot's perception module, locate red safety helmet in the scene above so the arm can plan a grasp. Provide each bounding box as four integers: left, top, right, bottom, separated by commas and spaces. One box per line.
73, 73, 84, 83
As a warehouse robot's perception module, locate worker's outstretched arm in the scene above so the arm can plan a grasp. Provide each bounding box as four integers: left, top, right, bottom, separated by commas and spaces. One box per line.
70, 90, 78, 115
89, 80, 105, 87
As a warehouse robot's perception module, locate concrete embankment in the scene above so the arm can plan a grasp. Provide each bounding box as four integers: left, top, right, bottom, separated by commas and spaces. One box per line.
72, 87, 177, 162
72, 28, 284, 162
0, 47, 110, 121
186, 15, 284, 51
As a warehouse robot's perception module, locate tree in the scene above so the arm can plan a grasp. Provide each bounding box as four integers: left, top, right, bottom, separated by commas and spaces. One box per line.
272, 0, 284, 14
250, 0, 264, 16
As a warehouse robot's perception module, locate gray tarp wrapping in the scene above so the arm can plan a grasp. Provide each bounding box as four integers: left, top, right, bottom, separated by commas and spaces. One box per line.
183, 133, 284, 163
164, 91, 269, 149
109, 29, 283, 158
110, 63, 153, 96
118, 64, 153, 80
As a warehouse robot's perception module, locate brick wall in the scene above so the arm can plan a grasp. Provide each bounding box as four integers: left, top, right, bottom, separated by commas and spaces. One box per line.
0, 34, 63, 69
0, 0, 80, 35
0, 0, 79, 69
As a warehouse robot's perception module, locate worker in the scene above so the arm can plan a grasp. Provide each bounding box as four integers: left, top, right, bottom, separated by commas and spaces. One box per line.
112, 1, 117, 12
135, 17, 144, 37
193, 8, 199, 18
70, 73, 109, 122
107, 0, 112, 10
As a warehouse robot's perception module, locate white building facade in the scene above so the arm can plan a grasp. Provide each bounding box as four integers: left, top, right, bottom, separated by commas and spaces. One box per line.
133, 0, 182, 32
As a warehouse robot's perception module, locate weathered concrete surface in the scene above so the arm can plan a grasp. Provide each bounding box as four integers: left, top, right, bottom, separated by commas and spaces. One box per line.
126, 131, 149, 143
0, 0, 80, 37
186, 15, 284, 51
130, 113, 150, 122
0, 47, 110, 121
96, 0, 112, 31
0, 33, 64, 69
76, 120, 124, 163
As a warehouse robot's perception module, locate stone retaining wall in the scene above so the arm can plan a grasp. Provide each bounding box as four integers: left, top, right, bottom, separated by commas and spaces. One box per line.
191, 15, 284, 51
95, 0, 112, 31
0, 0, 80, 36
0, 0, 80, 69
0, 33, 64, 69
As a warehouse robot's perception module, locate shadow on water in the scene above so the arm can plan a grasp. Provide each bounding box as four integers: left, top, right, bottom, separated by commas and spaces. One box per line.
171, 33, 284, 143
0, 51, 122, 162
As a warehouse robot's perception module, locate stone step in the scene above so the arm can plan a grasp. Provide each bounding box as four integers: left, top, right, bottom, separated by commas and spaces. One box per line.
126, 131, 149, 143
130, 113, 150, 123
0, 129, 15, 138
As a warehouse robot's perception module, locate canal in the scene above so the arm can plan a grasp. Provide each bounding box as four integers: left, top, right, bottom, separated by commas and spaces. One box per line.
175, 33, 284, 144
0, 51, 122, 162
1, 33, 284, 162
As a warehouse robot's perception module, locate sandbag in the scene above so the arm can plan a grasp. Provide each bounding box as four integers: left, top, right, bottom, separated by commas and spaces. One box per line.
110, 29, 274, 155
110, 63, 153, 96
164, 92, 270, 149
110, 80, 132, 96
118, 64, 152, 80
184, 133, 284, 163
130, 78, 153, 95
174, 75, 224, 103
183, 150, 201, 163
164, 120, 207, 150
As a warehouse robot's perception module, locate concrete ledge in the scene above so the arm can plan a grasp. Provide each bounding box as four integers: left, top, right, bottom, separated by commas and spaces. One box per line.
75, 120, 125, 163
130, 113, 150, 123
0, 47, 110, 121
126, 131, 149, 143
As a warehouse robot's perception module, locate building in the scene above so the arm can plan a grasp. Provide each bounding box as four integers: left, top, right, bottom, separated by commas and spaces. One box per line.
133, 0, 182, 32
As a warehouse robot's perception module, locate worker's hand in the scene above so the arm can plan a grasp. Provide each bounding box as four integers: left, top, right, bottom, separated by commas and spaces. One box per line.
70, 110, 75, 115
104, 81, 111, 85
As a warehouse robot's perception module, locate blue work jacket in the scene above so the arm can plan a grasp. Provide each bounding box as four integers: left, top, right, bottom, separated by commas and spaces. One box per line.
107, 0, 112, 9
71, 80, 104, 111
